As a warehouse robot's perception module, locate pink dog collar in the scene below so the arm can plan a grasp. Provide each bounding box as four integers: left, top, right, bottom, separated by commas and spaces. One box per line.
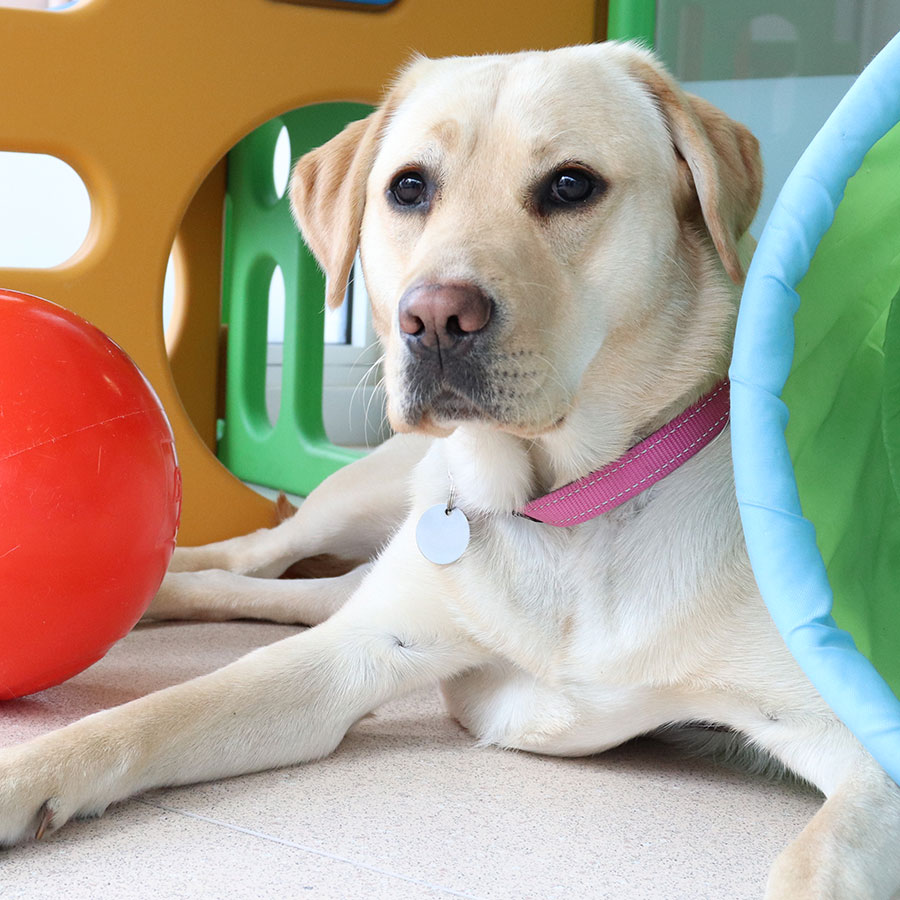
518, 381, 730, 526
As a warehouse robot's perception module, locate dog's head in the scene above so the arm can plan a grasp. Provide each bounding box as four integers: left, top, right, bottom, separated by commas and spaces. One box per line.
290, 44, 761, 443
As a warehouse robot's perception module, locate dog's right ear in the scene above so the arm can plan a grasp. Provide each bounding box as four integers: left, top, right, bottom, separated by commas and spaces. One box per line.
619, 45, 762, 284
289, 109, 387, 309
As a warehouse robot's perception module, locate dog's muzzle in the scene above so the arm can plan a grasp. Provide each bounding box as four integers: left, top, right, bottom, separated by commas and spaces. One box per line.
395, 281, 497, 425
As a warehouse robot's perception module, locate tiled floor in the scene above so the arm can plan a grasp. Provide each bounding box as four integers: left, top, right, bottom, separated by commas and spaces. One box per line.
0, 619, 821, 899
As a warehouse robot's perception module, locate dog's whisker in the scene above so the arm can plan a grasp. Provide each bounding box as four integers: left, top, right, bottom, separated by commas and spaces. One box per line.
350, 354, 386, 429
363, 372, 389, 449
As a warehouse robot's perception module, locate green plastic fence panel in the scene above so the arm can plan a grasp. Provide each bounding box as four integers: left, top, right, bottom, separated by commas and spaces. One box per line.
219, 102, 372, 496
606, 0, 655, 44
608, 1, 859, 76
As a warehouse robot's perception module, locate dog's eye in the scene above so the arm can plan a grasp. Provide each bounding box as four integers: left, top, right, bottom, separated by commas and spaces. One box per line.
534, 166, 606, 217
549, 169, 595, 204
389, 171, 429, 207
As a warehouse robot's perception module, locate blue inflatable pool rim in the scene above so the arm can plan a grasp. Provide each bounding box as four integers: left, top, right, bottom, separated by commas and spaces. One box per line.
730, 31, 900, 785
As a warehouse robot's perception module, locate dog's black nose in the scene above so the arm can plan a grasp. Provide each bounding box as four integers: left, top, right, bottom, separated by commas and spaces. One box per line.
398, 282, 493, 355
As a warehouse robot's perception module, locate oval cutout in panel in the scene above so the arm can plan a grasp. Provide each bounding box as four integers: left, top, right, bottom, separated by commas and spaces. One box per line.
272, 126, 291, 200
162, 248, 177, 340
266, 264, 286, 426
0, 151, 91, 268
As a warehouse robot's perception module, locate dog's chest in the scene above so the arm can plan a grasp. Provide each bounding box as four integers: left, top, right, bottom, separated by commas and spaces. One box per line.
420, 431, 742, 689
444, 500, 690, 684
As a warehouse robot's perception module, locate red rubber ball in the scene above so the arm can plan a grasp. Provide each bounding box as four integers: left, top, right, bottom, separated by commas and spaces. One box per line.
0, 290, 181, 699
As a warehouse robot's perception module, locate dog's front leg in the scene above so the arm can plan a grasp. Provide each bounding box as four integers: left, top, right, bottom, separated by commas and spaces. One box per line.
143, 563, 372, 625
170, 434, 431, 577
766, 762, 900, 900
0, 541, 482, 847
755, 715, 900, 899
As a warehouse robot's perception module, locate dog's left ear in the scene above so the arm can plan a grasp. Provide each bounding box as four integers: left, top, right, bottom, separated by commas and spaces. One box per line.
626, 50, 762, 283
289, 108, 390, 309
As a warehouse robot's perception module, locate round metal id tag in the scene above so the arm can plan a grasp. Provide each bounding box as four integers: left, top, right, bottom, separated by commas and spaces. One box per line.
416, 504, 471, 565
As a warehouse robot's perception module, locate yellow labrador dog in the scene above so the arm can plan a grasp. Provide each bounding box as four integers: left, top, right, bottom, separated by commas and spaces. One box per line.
3, 42, 900, 898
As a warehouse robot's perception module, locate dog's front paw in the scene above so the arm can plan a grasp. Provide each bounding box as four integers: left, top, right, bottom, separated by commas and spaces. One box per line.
765, 841, 875, 900
765, 778, 900, 900
0, 740, 100, 847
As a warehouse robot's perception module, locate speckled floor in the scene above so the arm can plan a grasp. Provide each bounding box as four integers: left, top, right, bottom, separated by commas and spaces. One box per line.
0, 619, 821, 899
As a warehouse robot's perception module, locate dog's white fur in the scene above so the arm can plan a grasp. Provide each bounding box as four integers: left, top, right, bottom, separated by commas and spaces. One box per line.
2, 43, 899, 898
